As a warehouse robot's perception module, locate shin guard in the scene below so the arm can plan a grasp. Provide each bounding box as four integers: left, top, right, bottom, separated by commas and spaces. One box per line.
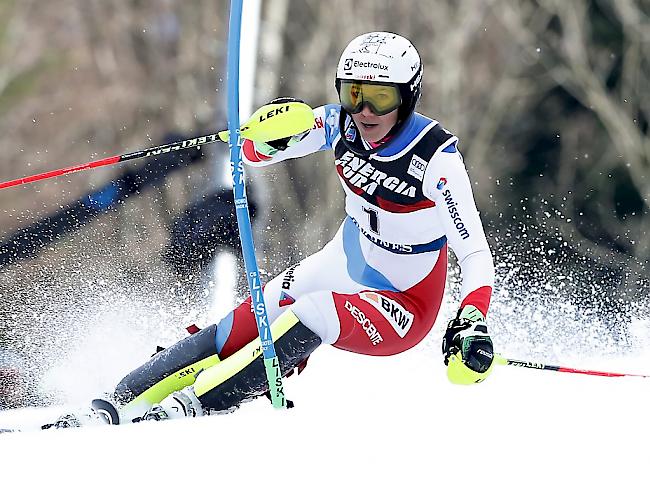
194, 310, 321, 412
114, 324, 220, 417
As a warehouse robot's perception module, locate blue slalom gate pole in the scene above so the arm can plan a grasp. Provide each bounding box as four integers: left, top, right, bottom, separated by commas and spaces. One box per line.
225, 0, 287, 408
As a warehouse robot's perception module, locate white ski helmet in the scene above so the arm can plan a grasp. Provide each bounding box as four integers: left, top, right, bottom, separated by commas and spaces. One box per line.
335, 31, 423, 123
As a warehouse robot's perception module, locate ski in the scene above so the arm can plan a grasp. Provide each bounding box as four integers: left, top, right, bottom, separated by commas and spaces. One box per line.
0, 398, 121, 434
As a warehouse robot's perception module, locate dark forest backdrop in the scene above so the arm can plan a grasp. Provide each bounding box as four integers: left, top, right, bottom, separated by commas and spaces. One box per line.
0, 0, 648, 356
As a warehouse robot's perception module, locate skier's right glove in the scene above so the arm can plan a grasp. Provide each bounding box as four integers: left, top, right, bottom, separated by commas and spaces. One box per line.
442, 305, 495, 385
252, 97, 311, 157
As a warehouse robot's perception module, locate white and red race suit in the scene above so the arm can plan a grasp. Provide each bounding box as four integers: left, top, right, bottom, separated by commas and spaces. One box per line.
213, 104, 494, 359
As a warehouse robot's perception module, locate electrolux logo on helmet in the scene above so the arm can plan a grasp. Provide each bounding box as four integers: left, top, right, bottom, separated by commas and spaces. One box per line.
442, 189, 470, 240
354, 60, 389, 70
344, 58, 389, 72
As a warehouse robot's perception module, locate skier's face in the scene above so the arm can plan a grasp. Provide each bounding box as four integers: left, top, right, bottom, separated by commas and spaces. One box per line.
351, 106, 399, 143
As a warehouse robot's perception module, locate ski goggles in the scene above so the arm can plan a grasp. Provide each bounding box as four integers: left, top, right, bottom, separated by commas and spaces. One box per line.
338, 81, 402, 116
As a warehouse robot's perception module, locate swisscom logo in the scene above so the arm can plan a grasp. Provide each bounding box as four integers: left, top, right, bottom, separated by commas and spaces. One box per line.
437, 177, 447, 190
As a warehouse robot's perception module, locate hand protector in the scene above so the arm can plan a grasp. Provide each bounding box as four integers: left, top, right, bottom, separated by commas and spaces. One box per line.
442, 305, 495, 384
253, 97, 312, 157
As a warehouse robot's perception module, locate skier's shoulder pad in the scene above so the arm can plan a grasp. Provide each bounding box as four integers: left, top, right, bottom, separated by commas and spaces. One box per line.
414, 113, 459, 156
429, 120, 459, 155
376, 113, 458, 159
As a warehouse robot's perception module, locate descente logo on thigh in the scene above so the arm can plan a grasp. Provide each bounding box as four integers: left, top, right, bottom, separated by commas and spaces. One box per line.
344, 301, 383, 346
358, 292, 414, 338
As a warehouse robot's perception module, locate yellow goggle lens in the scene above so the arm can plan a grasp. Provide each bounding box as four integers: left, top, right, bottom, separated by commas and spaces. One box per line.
339, 81, 402, 116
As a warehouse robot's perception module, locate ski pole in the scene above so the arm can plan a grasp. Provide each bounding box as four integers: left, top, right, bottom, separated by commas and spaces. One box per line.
495, 354, 650, 379
0, 101, 313, 191
226, 0, 287, 408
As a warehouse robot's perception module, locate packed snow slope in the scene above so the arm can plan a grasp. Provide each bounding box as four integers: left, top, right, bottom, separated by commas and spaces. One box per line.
1, 253, 648, 487
1, 321, 649, 487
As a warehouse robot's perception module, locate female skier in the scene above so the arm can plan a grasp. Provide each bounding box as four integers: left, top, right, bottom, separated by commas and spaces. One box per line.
112, 31, 496, 422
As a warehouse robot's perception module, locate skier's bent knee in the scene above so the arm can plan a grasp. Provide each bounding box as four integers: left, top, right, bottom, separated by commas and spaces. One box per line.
118, 309, 321, 420
192, 309, 321, 413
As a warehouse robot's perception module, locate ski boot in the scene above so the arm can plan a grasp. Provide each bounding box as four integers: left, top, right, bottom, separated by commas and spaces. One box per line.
41, 398, 120, 430
139, 387, 204, 422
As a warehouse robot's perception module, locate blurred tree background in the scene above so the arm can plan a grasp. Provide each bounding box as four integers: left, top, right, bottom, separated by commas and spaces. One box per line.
0, 0, 648, 373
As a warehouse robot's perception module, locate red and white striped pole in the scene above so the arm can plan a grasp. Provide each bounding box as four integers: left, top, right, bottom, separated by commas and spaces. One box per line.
496, 355, 650, 379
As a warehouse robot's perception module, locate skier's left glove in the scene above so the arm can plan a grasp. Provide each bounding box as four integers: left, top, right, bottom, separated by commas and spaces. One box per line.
253, 97, 312, 156
442, 305, 495, 385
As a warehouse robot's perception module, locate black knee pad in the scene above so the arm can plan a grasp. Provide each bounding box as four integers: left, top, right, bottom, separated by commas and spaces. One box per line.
197, 320, 321, 412
114, 324, 219, 403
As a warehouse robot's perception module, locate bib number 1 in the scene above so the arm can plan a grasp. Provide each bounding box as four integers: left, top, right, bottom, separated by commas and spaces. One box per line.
363, 207, 380, 234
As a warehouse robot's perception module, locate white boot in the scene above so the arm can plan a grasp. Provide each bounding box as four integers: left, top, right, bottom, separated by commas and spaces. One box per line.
143, 387, 204, 421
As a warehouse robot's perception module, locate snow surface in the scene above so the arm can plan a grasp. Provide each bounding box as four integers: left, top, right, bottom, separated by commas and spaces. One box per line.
1, 253, 649, 487
2, 328, 650, 487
